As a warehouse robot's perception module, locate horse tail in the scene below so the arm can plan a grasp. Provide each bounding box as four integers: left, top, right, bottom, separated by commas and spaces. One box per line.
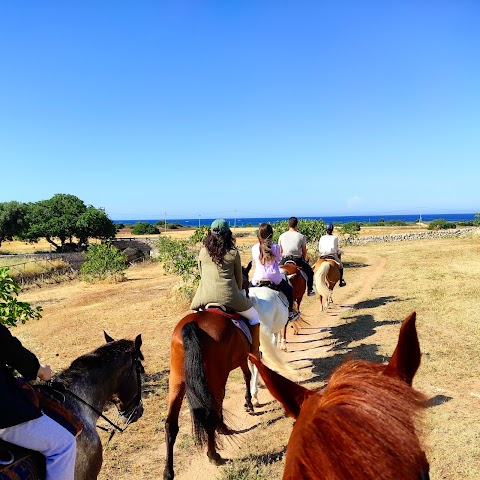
181, 322, 221, 448
259, 328, 297, 379
314, 261, 332, 308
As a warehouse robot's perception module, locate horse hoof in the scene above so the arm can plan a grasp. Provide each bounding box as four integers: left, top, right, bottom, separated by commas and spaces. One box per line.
244, 403, 254, 413
208, 452, 225, 466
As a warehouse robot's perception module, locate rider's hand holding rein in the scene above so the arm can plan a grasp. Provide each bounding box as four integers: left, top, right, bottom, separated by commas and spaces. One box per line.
37, 364, 52, 381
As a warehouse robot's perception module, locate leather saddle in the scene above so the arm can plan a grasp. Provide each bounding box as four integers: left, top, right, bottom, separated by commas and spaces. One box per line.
0, 385, 82, 480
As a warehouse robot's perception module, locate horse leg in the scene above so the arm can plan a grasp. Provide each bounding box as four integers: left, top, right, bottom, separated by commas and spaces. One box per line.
241, 360, 254, 412
205, 381, 228, 466
280, 325, 287, 351
163, 378, 185, 480
250, 361, 260, 407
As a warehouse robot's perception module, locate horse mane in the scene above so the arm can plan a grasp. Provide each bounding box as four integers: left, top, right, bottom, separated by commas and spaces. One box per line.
58, 339, 139, 383
287, 360, 427, 480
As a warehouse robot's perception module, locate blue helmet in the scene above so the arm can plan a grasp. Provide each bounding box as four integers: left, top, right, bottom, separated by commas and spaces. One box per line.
326, 223, 334, 232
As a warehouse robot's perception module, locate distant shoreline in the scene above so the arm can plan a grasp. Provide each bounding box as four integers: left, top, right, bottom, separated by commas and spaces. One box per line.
113, 212, 477, 227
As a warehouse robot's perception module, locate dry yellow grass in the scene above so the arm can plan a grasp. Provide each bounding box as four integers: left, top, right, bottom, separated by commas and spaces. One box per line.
6, 229, 480, 479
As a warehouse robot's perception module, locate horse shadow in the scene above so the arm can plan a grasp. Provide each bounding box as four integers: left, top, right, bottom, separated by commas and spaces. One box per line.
343, 260, 370, 269
142, 369, 169, 397
302, 314, 404, 384
353, 295, 401, 309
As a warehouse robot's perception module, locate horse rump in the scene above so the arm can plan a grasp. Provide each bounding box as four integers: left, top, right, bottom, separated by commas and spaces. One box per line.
181, 322, 222, 448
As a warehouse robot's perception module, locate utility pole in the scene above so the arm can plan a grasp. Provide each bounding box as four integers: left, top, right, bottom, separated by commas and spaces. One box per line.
198, 214, 201, 228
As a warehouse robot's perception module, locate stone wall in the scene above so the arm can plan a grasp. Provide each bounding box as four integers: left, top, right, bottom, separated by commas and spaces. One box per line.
348, 227, 479, 245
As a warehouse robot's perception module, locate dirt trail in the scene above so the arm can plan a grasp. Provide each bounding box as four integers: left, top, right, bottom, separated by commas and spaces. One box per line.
170, 252, 386, 480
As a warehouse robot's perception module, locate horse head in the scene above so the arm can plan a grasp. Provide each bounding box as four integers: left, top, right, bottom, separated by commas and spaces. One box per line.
248, 312, 428, 479
242, 261, 252, 297
104, 332, 145, 424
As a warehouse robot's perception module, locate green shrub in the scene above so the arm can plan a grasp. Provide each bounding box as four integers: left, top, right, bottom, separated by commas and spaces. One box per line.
189, 226, 210, 245
0, 267, 42, 326
338, 222, 361, 244
80, 244, 128, 282
427, 218, 457, 230
473, 213, 480, 227
155, 236, 200, 287
271, 219, 326, 243
131, 222, 159, 235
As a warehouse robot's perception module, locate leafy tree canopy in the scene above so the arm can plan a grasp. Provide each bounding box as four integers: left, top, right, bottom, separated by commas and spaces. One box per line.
0, 201, 29, 247
76, 206, 116, 247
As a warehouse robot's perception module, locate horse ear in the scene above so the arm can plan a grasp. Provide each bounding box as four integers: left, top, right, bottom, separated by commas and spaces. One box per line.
249, 354, 313, 419
134, 334, 142, 351
383, 312, 421, 386
104, 331, 115, 343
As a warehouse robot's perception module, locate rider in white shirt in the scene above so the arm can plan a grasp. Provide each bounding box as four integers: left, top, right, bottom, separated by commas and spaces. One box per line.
318, 223, 346, 287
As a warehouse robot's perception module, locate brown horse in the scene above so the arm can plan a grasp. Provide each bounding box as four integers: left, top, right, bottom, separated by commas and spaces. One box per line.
279, 263, 307, 312
313, 258, 340, 311
249, 312, 429, 480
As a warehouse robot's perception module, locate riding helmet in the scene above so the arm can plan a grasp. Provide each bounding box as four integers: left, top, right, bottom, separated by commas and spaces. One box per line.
326, 223, 334, 232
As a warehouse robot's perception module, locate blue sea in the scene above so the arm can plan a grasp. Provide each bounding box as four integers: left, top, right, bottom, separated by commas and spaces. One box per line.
115, 213, 477, 228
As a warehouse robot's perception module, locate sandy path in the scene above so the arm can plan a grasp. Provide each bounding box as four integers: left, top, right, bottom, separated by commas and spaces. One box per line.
170, 252, 386, 479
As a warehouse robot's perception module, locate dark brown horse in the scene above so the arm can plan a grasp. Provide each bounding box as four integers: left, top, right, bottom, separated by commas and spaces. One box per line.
313, 258, 340, 311
249, 312, 429, 480
0, 334, 144, 480
163, 311, 254, 480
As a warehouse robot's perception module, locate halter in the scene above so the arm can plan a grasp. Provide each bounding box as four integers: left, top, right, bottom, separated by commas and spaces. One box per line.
46, 352, 143, 444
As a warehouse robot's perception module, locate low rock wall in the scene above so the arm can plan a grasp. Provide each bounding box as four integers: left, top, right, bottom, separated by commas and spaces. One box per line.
348, 227, 479, 245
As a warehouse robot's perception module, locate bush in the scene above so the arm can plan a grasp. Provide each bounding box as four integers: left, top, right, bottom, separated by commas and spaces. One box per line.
338, 222, 361, 244
155, 236, 200, 296
427, 219, 457, 230
189, 226, 210, 245
131, 222, 159, 235
80, 244, 128, 282
0, 267, 42, 326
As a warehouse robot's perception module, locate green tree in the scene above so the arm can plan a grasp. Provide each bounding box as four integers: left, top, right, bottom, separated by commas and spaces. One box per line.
76, 206, 117, 247
80, 243, 128, 282
0, 267, 42, 327
23, 194, 87, 250
338, 222, 361, 243
0, 201, 29, 248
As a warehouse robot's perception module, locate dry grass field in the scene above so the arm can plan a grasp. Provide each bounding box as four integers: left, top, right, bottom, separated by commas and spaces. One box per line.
4, 227, 480, 479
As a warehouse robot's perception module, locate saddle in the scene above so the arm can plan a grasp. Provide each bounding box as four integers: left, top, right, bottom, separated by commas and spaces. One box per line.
0, 385, 83, 480
255, 279, 281, 291
202, 304, 252, 344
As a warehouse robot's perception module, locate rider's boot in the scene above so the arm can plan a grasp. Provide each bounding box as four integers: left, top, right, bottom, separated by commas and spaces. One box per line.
249, 323, 261, 358
339, 268, 346, 287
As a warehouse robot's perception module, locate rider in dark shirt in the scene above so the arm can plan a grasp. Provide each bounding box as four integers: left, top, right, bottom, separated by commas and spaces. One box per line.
0, 324, 76, 479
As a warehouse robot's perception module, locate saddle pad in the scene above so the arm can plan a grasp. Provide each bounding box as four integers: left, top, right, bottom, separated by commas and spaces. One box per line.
204, 306, 241, 320
231, 320, 252, 344
0, 441, 45, 480
36, 388, 83, 437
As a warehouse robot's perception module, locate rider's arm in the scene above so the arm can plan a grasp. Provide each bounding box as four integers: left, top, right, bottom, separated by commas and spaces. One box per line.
0, 324, 41, 381
334, 235, 339, 253
302, 243, 307, 259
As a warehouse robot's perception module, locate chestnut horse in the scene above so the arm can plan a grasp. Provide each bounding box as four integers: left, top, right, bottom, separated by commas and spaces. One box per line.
313, 258, 340, 311
249, 312, 429, 480
163, 309, 289, 480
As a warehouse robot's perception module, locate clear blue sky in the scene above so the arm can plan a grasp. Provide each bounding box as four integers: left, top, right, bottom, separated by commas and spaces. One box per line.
1, 1, 479, 220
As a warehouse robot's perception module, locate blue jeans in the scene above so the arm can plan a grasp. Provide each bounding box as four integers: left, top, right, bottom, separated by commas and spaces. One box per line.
0, 414, 76, 480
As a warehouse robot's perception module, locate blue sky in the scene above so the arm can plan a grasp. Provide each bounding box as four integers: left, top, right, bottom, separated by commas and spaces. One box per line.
1, 1, 479, 220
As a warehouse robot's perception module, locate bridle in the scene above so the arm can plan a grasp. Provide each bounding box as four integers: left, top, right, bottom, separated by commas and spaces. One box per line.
46, 352, 143, 444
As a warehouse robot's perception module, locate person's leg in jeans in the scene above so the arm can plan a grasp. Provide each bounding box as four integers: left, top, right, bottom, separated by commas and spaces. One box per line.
277, 279, 296, 316
298, 258, 314, 293
0, 414, 76, 480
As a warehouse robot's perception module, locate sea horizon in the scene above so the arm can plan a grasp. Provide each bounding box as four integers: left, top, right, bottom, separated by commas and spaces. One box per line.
114, 212, 477, 227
